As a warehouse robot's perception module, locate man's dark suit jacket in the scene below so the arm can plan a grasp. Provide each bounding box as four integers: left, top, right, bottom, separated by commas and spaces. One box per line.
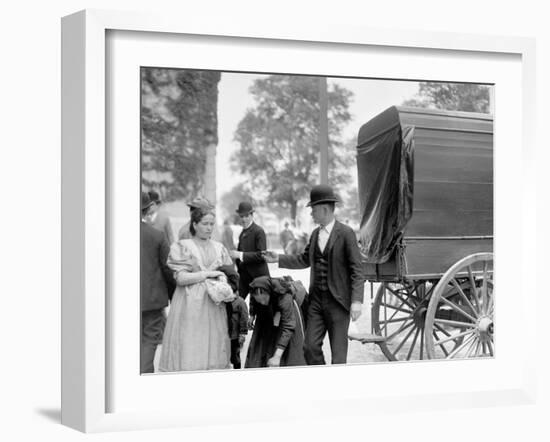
278, 220, 364, 311
236, 222, 270, 298
140, 221, 175, 311
151, 210, 174, 246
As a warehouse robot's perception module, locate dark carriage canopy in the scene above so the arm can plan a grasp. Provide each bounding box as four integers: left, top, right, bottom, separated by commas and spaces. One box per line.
356, 106, 414, 263
356, 106, 493, 266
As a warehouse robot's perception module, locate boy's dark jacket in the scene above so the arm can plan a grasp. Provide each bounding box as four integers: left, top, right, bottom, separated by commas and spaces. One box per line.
218, 264, 249, 339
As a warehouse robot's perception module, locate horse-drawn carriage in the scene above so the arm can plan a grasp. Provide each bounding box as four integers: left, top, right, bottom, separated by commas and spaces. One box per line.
350, 106, 494, 361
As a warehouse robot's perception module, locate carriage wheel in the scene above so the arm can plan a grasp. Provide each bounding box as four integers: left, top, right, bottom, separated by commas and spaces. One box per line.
425, 253, 494, 360
372, 281, 434, 361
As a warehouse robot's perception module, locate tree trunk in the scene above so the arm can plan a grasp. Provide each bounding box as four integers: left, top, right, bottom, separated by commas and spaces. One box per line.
141, 68, 221, 201
290, 199, 298, 223
204, 142, 217, 210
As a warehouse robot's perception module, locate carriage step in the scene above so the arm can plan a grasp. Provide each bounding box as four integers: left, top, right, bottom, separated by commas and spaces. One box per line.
348, 333, 387, 344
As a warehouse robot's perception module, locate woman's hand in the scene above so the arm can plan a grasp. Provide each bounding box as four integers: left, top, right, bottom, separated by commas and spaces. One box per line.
205, 270, 225, 279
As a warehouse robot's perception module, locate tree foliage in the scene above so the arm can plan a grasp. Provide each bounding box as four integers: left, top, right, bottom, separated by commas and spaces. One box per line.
402, 82, 491, 113
141, 68, 221, 201
231, 75, 354, 220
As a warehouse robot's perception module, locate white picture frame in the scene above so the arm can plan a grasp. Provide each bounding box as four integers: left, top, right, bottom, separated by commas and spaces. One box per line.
61, 9, 537, 433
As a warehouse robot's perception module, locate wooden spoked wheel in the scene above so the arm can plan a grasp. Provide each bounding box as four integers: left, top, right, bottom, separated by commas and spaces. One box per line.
425, 253, 494, 360
372, 281, 434, 361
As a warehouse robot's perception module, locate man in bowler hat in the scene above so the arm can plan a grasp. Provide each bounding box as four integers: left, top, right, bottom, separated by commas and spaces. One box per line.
140, 192, 175, 373
263, 185, 365, 365
229, 202, 271, 322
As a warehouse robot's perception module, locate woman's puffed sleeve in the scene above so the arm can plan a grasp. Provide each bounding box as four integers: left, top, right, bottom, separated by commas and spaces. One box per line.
167, 241, 205, 286
220, 245, 233, 266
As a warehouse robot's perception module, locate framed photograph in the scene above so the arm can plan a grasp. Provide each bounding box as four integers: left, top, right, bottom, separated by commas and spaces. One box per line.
61, 9, 536, 433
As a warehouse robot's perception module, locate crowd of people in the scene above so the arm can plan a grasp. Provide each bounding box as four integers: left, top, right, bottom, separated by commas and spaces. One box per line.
140, 184, 365, 374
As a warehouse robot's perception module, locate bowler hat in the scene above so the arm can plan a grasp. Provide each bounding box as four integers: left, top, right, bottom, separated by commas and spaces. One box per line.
187, 196, 214, 211
306, 184, 339, 207
141, 191, 153, 210
236, 201, 254, 215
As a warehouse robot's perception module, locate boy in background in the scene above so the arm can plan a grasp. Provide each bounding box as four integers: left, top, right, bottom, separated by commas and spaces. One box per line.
219, 264, 249, 369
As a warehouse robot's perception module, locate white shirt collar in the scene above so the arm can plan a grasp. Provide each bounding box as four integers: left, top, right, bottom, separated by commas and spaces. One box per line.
321, 219, 335, 235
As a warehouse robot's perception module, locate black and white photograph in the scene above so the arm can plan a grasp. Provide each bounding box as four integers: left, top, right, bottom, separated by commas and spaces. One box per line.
140, 68, 494, 374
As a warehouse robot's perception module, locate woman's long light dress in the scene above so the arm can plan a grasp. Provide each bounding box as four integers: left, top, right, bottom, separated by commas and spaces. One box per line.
158, 238, 233, 372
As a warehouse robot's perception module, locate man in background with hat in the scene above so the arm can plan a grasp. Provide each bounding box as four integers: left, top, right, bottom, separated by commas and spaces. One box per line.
177, 196, 217, 241
230, 202, 271, 323
140, 191, 175, 373
146, 190, 174, 246
263, 184, 365, 365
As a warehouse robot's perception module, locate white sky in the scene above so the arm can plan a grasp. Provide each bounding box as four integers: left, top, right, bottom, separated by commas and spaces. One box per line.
216, 72, 420, 189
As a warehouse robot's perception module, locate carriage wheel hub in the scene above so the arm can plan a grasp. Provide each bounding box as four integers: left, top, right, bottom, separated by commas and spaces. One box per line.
477, 316, 493, 336
413, 305, 427, 327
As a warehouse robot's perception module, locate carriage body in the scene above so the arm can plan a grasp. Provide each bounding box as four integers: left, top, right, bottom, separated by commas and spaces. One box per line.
357, 106, 493, 282
354, 106, 494, 361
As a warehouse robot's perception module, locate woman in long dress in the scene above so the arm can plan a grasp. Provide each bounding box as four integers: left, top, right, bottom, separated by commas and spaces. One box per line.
159, 207, 234, 372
